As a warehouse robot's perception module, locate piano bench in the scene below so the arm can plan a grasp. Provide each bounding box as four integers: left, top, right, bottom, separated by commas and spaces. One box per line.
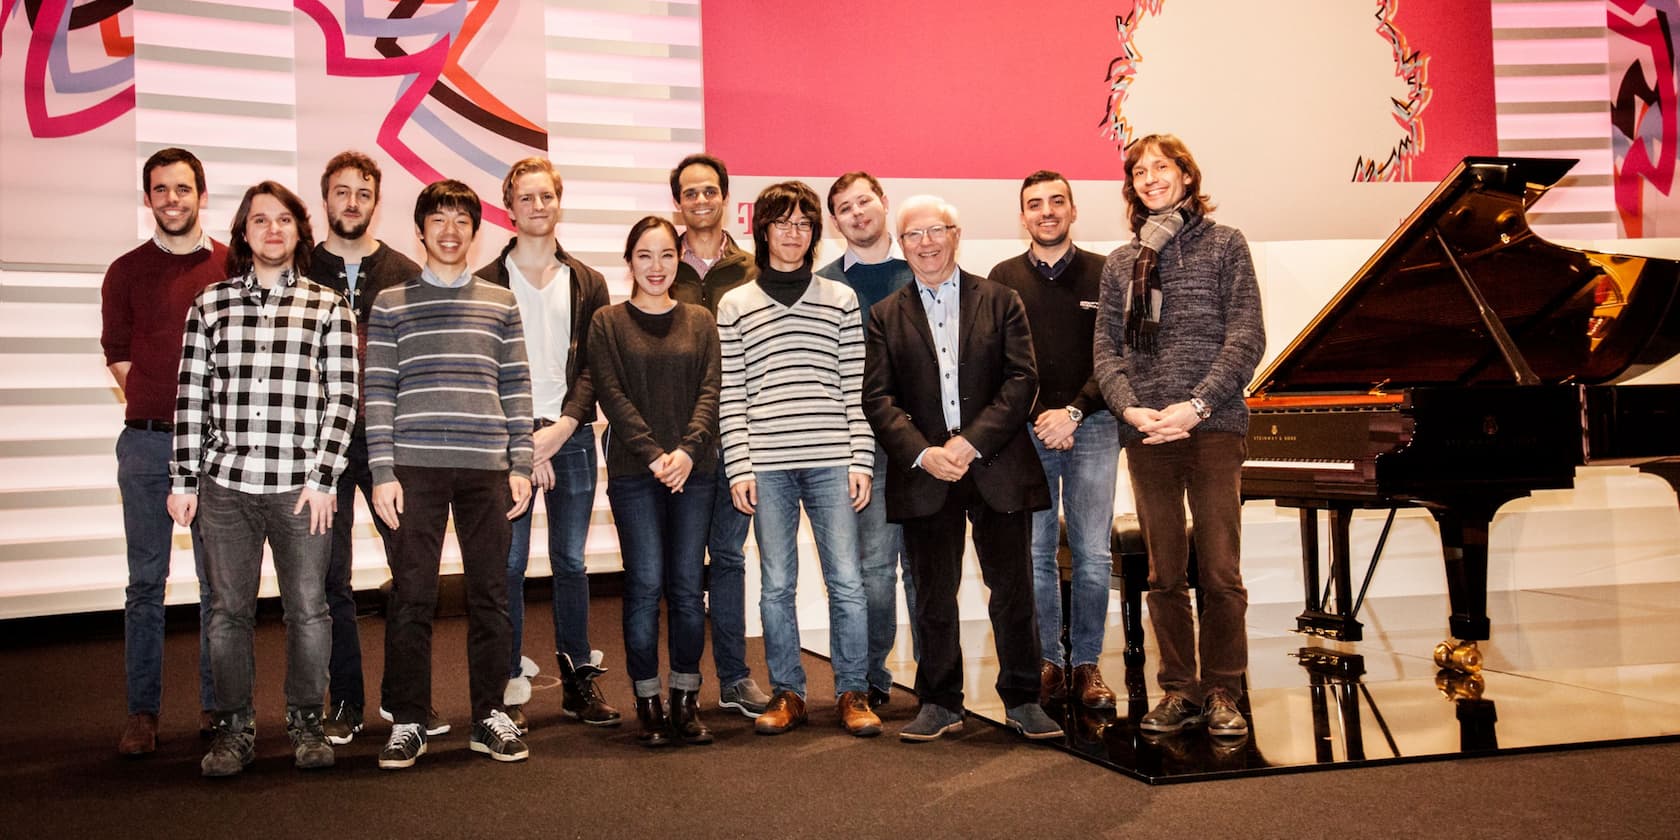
1056, 514, 1198, 669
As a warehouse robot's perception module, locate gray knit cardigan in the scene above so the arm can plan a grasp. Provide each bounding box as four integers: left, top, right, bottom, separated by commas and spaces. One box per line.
1092, 214, 1266, 447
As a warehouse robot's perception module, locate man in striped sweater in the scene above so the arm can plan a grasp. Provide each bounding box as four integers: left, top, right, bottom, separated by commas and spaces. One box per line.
365, 180, 534, 769
716, 181, 880, 738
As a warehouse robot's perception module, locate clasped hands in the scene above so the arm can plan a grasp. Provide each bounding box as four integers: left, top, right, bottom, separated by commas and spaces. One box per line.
1124, 401, 1203, 445
920, 434, 978, 482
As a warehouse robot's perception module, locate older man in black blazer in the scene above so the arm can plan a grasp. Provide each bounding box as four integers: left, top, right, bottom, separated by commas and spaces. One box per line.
862, 194, 1060, 742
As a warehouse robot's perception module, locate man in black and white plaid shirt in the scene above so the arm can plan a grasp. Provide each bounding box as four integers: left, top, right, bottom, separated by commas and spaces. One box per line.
167, 180, 358, 778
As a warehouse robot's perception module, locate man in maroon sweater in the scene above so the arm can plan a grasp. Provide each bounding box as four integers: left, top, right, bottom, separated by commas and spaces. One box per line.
100, 148, 230, 757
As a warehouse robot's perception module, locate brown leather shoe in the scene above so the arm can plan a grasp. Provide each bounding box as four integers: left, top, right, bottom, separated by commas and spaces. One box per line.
754, 690, 807, 735
837, 691, 882, 737
119, 712, 158, 757
1071, 663, 1117, 710
1039, 661, 1067, 706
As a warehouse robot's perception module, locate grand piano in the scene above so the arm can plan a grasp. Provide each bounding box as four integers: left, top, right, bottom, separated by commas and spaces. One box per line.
1243, 156, 1680, 671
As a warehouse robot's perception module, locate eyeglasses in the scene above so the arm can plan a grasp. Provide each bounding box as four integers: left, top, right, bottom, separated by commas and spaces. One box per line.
770, 218, 814, 233
901, 224, 955, 245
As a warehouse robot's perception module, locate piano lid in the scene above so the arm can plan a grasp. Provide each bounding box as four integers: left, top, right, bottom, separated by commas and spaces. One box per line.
1252, 157, 1680, 396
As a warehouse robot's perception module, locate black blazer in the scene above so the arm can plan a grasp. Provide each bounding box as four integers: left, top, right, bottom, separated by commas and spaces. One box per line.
863, 270, 1050, 521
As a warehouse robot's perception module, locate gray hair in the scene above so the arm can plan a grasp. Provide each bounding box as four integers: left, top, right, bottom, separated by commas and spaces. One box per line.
895, 194, 960, 232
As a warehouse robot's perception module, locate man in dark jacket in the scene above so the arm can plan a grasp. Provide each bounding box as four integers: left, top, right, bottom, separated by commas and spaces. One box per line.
862, 194, 1061, 743
303, 151, 421, 745
666, 153, 770, 717
474, 157, 618, 731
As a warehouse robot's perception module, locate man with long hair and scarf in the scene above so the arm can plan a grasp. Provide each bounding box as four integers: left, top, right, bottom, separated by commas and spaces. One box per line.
1093, 134, 1265, 740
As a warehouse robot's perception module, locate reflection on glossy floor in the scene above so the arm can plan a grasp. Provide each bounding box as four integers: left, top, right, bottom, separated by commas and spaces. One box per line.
804, 582, 1680, 783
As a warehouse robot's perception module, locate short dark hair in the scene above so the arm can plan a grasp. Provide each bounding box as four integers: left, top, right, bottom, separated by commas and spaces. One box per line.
826, 171, 884, 215
142, 147, 206, 196
226, 181, 315, 277
1121, 133, 1215, 235
320, 151, 382, 201
750, 181, 822, 271
1019, 170, 1073, 209
413, 179, 483, 235
623, 215, 681, 262
669, 153, 729, 201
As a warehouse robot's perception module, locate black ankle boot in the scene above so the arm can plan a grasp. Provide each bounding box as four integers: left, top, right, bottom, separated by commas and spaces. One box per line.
669, 688, 713, 745
559, 652, 623, 726
635, 695, 671, 748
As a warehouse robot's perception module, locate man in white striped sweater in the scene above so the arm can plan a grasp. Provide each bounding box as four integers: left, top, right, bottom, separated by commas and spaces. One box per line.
715, 181, 881, 738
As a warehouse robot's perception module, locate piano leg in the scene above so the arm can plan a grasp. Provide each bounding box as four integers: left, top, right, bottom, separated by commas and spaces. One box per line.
1431, 507, 1493, 643
1293, 505, 1364, 641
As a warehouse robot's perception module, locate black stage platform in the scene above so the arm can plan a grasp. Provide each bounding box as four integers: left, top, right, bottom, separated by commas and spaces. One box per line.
804, 581, 1680, 783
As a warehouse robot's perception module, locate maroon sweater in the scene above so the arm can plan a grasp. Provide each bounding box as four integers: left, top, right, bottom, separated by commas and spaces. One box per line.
100, 239, 230, 422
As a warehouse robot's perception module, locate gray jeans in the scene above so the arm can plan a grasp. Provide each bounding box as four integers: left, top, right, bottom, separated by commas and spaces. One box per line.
199, 480, 331, 715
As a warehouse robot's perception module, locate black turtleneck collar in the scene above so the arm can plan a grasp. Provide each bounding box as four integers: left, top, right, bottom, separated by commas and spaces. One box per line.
760, 264, 812, 307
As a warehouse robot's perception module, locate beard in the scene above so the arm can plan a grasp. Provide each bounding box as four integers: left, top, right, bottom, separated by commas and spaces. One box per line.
1030, 227, 1069, 249
330, 213, 370, 240
153, 206, 198, 237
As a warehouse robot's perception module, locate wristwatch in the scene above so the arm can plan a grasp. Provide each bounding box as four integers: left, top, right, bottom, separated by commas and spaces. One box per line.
1065, 406, 1084, 425
1190, 397, 1212, 420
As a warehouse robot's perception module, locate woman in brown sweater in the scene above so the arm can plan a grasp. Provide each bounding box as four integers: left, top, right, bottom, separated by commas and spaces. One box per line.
588, 216, 723, 746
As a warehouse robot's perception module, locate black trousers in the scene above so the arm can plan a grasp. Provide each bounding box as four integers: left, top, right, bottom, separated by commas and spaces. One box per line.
383, 465, 513, 724
326, 429, 397, 709
900, 476, 1041, 712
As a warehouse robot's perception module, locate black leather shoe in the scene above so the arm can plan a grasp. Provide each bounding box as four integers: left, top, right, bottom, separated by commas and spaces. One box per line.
668, 688, 713, 745
867, 685, 891, 709
635, 696, 671, 748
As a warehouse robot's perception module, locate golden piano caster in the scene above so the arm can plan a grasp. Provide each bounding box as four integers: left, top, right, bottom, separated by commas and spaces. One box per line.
1433, 640, 1483, 673
1435, 669, 1486, 701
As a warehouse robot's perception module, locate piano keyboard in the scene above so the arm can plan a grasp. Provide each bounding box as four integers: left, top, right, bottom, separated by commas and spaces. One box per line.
1243, 459, 1359, 471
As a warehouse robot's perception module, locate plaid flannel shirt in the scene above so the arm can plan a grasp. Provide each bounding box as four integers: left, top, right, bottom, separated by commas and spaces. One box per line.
171, 269, 358, 495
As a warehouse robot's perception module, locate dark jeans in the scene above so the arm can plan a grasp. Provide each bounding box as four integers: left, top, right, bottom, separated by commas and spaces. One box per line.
507, 423, 598, 674
198, 480, 331, 715
384, 465, 513, 724
704, 465, 752, 687
1126, 431, 1249, 701
858, 446, 917, 692
607, 472, 715, 697
327, 430, 396, 710
115, 426, 215, 715
900, 476, 1041, 712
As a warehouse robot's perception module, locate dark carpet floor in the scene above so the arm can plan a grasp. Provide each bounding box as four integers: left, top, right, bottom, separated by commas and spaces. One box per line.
1, 595, 1674, 840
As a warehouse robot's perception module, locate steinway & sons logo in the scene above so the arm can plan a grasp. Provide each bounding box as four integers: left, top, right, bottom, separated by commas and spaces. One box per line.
1251, 424, 1298, 442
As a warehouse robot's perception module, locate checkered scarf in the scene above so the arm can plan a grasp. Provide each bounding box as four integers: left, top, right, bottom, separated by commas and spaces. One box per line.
1126, 203, 1191, 353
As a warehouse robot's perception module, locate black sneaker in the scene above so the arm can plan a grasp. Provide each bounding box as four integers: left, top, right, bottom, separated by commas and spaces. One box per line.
1139, 693, 1206, 733
286, 707, 336, 770
378, 706, 450, 736
378, 723, 427, 770
200, 715, 255, 778
322, 701, 363, 746
469, 710, 529, 762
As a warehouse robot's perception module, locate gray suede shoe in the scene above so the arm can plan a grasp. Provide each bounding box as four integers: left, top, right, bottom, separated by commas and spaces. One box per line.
899, 704, 965, 742
1005, 703, 1064, 740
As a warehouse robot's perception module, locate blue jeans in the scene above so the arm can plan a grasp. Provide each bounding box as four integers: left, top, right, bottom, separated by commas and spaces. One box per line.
115, 426, 215, 715
1030, 410, 1120, 667
705, 465, 752, 687
197, 480, 331, 715
858, 445, 917, 692
752, 466, 868, 697
608, 472, 715, 697
507, 423, 597, 675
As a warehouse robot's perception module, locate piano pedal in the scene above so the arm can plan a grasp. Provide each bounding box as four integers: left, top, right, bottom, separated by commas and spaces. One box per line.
1433, 640, 1483, 674
1435, 669, 1486, 701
